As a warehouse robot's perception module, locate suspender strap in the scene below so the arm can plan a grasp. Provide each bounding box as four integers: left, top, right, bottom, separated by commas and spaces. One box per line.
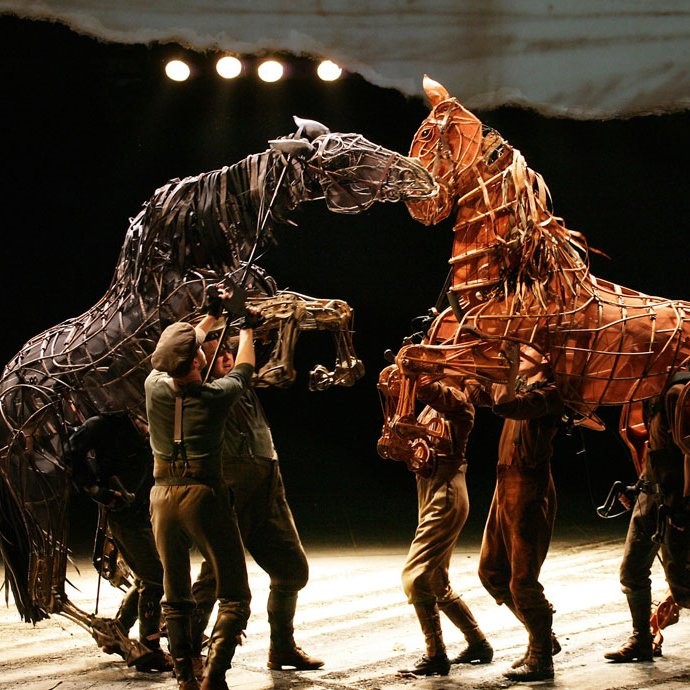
170, 394, 188, 467
174, 396, 183, 445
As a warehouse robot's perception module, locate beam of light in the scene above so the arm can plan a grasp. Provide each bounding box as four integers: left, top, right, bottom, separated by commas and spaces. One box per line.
165, 59, 191, 82
216, 55, 242, 79
317, 60, 342, 81
257, 60, 284, 83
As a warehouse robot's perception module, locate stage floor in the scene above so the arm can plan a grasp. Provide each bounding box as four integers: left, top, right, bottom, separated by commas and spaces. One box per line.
2, 528, 690, 689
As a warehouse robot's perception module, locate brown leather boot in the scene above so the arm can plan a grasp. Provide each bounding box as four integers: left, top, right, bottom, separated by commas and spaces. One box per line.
452, 639, 494, 664
398, 603, 450, 676
172, 657, 201, 690
604, 590, 653, 663
511, 630, 561, 669
267, 589, 324, 670
504, 607, 554, 681
165, 606, 200, 687
189, 607, 207, 680
504, 656, 554, 681
267, 645, 324, 670
439, 596, 493, 665
399, 654, 451, 676
604, 635, 653, 663
203, 601, 248, 687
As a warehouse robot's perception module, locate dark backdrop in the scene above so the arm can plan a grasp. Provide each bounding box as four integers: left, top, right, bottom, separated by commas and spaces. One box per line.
3, 15, 689, 549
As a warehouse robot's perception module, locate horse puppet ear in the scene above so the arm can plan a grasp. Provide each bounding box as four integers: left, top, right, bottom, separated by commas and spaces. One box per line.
423, 75, 451, 106
269, 138, 316, 157
293, 116, 330, 140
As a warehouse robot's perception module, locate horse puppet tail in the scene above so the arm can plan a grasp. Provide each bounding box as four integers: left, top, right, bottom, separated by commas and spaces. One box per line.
0, 395, 74, 624
0, 468, 50, 623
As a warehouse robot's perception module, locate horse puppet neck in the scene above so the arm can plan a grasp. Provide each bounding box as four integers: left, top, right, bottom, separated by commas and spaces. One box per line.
113, 148, 307, 295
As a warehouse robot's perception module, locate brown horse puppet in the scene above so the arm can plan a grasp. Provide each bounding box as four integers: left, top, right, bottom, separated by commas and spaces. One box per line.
379, 76, 690, 476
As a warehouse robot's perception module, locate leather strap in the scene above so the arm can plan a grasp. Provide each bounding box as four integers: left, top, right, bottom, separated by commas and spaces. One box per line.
170, 395, 188, 465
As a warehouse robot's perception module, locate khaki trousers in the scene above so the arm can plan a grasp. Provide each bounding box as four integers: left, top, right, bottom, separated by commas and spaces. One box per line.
150, 483, 250, 613
402, 463, 469, 605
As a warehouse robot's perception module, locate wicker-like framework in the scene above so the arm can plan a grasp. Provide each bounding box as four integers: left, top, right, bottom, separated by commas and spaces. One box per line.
0, 119, 436, 633
378, 77, 690, 473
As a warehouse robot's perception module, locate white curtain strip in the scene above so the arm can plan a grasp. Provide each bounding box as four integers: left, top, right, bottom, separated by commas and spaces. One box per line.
2, 0, 689, 119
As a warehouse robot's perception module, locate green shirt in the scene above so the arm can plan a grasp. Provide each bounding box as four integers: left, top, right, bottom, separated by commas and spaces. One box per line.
222, 387, 278, 462
145, 363, 254, 480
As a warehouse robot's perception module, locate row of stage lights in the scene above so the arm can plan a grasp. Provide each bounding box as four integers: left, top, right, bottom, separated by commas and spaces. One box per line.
164, 56, 344, 83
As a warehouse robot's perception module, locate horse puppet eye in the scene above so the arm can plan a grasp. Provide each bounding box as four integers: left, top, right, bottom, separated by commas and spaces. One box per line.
419, 127, 434, 140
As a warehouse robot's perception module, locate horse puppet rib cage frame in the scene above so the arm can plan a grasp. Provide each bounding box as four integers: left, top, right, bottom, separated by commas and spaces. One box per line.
378, 77, 690, 475
0, 116, 437, 647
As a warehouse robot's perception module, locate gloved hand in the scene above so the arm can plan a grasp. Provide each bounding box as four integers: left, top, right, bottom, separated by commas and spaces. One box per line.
240, 308, 265, 330
203, 285, 224, 318
88, 486, 125, 510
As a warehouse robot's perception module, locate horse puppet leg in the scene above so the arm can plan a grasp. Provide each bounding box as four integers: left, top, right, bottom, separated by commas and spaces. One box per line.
249, 292, 364, 391
59, 598, 153, 666
302, 299, 364, 390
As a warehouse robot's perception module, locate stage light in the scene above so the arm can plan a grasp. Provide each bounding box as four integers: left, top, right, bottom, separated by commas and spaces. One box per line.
165, 59, 191, 82
317, 60, 342, 81
258, 60, 284, 83
216, 56, 242, 79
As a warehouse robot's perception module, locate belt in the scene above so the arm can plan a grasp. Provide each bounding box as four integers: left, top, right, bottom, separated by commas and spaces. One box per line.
154, 477, 219, 487
153, 456, 220, 486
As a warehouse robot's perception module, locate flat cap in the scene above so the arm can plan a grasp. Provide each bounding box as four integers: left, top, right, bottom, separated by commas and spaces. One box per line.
151, 322, 198, 376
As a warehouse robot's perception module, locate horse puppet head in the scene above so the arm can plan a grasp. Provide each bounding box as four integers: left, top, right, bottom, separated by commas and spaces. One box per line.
405, 76, 486, 225
403, 76, 590, 316
270, 116, 438, 214
123, 116, 437, 289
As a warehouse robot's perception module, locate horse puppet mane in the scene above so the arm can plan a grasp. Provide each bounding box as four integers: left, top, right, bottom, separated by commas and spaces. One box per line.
441, 117, 594, 323
114, 148, 305, 291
